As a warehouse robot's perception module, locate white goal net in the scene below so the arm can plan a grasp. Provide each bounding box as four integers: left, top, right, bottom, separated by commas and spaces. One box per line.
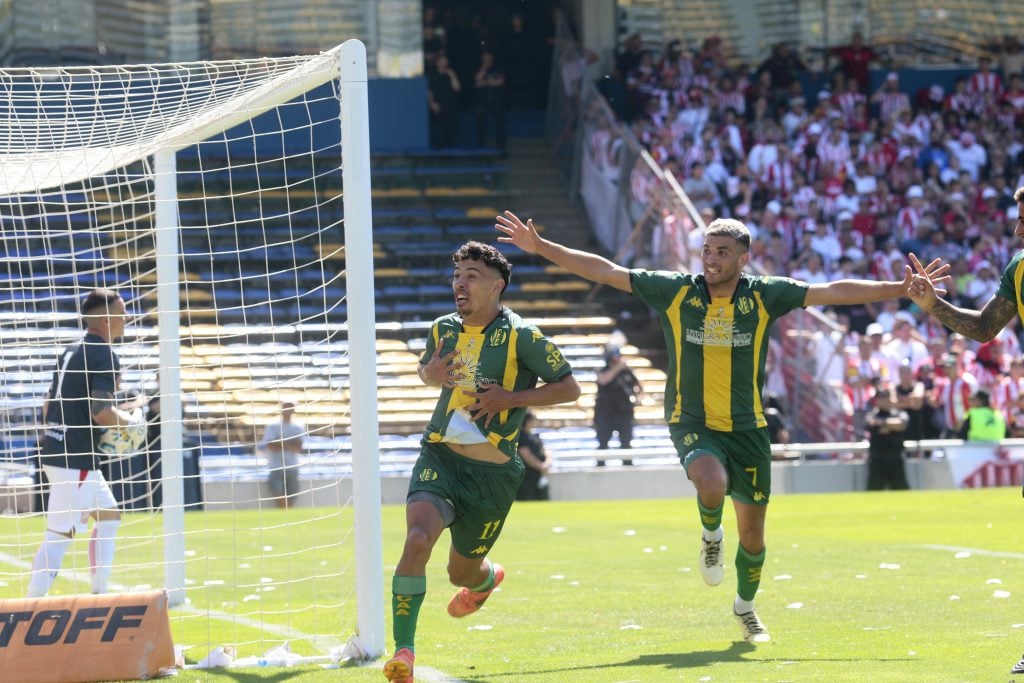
0, 40, 384, 664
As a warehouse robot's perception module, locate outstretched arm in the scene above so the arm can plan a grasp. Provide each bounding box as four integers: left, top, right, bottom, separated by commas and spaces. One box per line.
804, 257, 949, 307
906, 253, 1017, 342
496, 211, 633, 292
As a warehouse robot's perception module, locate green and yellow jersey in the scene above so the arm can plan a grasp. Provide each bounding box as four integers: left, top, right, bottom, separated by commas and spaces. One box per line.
995, 250, 1024, 321
420, 308, 573, 458
630, 269, 808, 432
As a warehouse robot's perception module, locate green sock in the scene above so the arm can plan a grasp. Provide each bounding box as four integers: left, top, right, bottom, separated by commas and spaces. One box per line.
735, 543, 766, 602
392, 575, 427, 652
469, 559, 495, 592
697, 497, 724, 532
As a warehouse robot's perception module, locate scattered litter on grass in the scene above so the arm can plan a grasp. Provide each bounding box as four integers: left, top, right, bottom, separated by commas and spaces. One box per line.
620, 623, 642, 630
204, 579, 225, 586
552, 527, 567, 534
855, 574, 867, 579
1012, 624, 1024, 629
258, 586, 276, 592
986, 578, 1003, 584
878, 563, 900, 570
184, 550, 196, 557
242, 594, 260, 602
863, 626, 891, 631
623, 529, 636, 536
262, 545, 273, 551
680, 567, 692, 572
954, 551, 971, 559
569, 581, 580, 586
467, 625, 493, 631
950, 595, 960, 600
550, 574, 565, 580
191, 645, 236, 669
660, 545, 669, 551
643, 547, 653, 553
774, 574, 792, 580
238, 562, 251, 569
993, 590, 1011, 598
260, 577, 274, 583
908, 651, 916, 656
787, 602, 803, 609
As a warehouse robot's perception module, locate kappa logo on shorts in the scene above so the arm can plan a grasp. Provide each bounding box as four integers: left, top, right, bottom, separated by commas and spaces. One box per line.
417, 469, 438, 482
753, 491, 766, 502
470, 545, 488, 555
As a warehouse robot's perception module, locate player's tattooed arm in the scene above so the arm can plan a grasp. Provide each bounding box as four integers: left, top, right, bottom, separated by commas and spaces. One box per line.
926, 294, 1017, 343
90, 390, 115, 418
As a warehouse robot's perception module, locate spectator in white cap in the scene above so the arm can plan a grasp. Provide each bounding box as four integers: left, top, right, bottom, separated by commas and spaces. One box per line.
895, 185, 926, 245
883, 315, 930, 379
946, 131, 987, 182
871, 71, 910, 123
965, 260, 1000, 306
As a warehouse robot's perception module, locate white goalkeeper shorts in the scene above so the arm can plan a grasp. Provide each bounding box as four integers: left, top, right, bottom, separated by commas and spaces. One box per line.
43, 465, 118, 535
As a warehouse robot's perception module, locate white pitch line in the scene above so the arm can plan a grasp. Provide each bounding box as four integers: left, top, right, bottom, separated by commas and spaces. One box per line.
0, 549, 466, 681
922, 544, 1024, 559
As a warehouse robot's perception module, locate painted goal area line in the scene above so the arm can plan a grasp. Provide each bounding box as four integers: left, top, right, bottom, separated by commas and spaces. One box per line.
0, 549, 466, 682
921, 545, 1024, 560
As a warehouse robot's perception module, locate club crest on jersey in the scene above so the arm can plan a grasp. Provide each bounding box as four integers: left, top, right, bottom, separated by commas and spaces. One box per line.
737, 296, 754, 315
489, 329, 508, 347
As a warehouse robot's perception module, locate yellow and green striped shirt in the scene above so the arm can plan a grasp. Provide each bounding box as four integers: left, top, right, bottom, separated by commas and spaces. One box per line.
630, 270, 807, 432
420, 308, 573, 458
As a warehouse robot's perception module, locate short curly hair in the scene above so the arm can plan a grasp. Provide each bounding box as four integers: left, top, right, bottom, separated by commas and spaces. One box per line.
453, 241, 512, 293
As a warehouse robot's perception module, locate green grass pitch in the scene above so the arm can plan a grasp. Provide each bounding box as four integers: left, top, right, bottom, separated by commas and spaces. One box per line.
1, 487, 1021, 681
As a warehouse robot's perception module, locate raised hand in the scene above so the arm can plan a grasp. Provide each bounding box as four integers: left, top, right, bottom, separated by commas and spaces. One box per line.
905, 253, 944, 311
495, 211, 541, 254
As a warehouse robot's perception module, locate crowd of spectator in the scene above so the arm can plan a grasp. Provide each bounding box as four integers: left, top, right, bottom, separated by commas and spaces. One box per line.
611, 32, 1024, 442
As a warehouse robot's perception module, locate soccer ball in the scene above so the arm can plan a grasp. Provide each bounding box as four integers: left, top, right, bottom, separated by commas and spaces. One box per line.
97, 414, 147, 458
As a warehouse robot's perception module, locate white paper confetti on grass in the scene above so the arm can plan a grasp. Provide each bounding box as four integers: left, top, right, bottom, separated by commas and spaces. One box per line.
863, 626, 891, 631
878, 563, 901, 570
774, 574, 792, 580
954, 551, 971, 559
262, 545, 273, 552
643, 548, 653, 554
987, 578, 1003, 584
467, 625, 492, 631
1011, 624, 1024, 629
260, 577, 274, 584
550, 574, 565, 580
569, 581, 580, 586
238, 563, 251, 569
950, 595, 960, 600
620, 624, 642, 630
204, 579, 225, 586
242, 594, 260, 602
993, 590, 1011, 599
623, 529, 636, 536
855, 574, 867, 579
551, 527, 567, 534
184, 550, 196, 557
786, 602, 803, 609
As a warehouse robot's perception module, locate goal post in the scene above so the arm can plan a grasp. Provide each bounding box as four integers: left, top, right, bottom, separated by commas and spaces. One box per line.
0, 39, 384, 662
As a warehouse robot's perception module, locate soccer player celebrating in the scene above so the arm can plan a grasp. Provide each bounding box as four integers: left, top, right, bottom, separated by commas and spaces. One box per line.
905, 186, 1024, 676
496, 211, 946, 642
28, 289, 145, 597
383, 242, 580, 683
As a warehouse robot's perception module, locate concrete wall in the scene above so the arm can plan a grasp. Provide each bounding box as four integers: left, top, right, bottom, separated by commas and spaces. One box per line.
199, 458, 959, 509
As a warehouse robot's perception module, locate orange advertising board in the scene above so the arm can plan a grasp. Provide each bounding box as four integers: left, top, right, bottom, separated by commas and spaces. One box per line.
0, 590, 175, 683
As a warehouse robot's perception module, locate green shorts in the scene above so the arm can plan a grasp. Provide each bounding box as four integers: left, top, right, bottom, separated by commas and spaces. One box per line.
408, 441, 525, 558
669, 424, 772, 505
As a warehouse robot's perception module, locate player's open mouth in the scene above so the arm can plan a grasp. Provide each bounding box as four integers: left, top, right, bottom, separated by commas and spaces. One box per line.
455, 294, 469, 305
706, 266, 721, 275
